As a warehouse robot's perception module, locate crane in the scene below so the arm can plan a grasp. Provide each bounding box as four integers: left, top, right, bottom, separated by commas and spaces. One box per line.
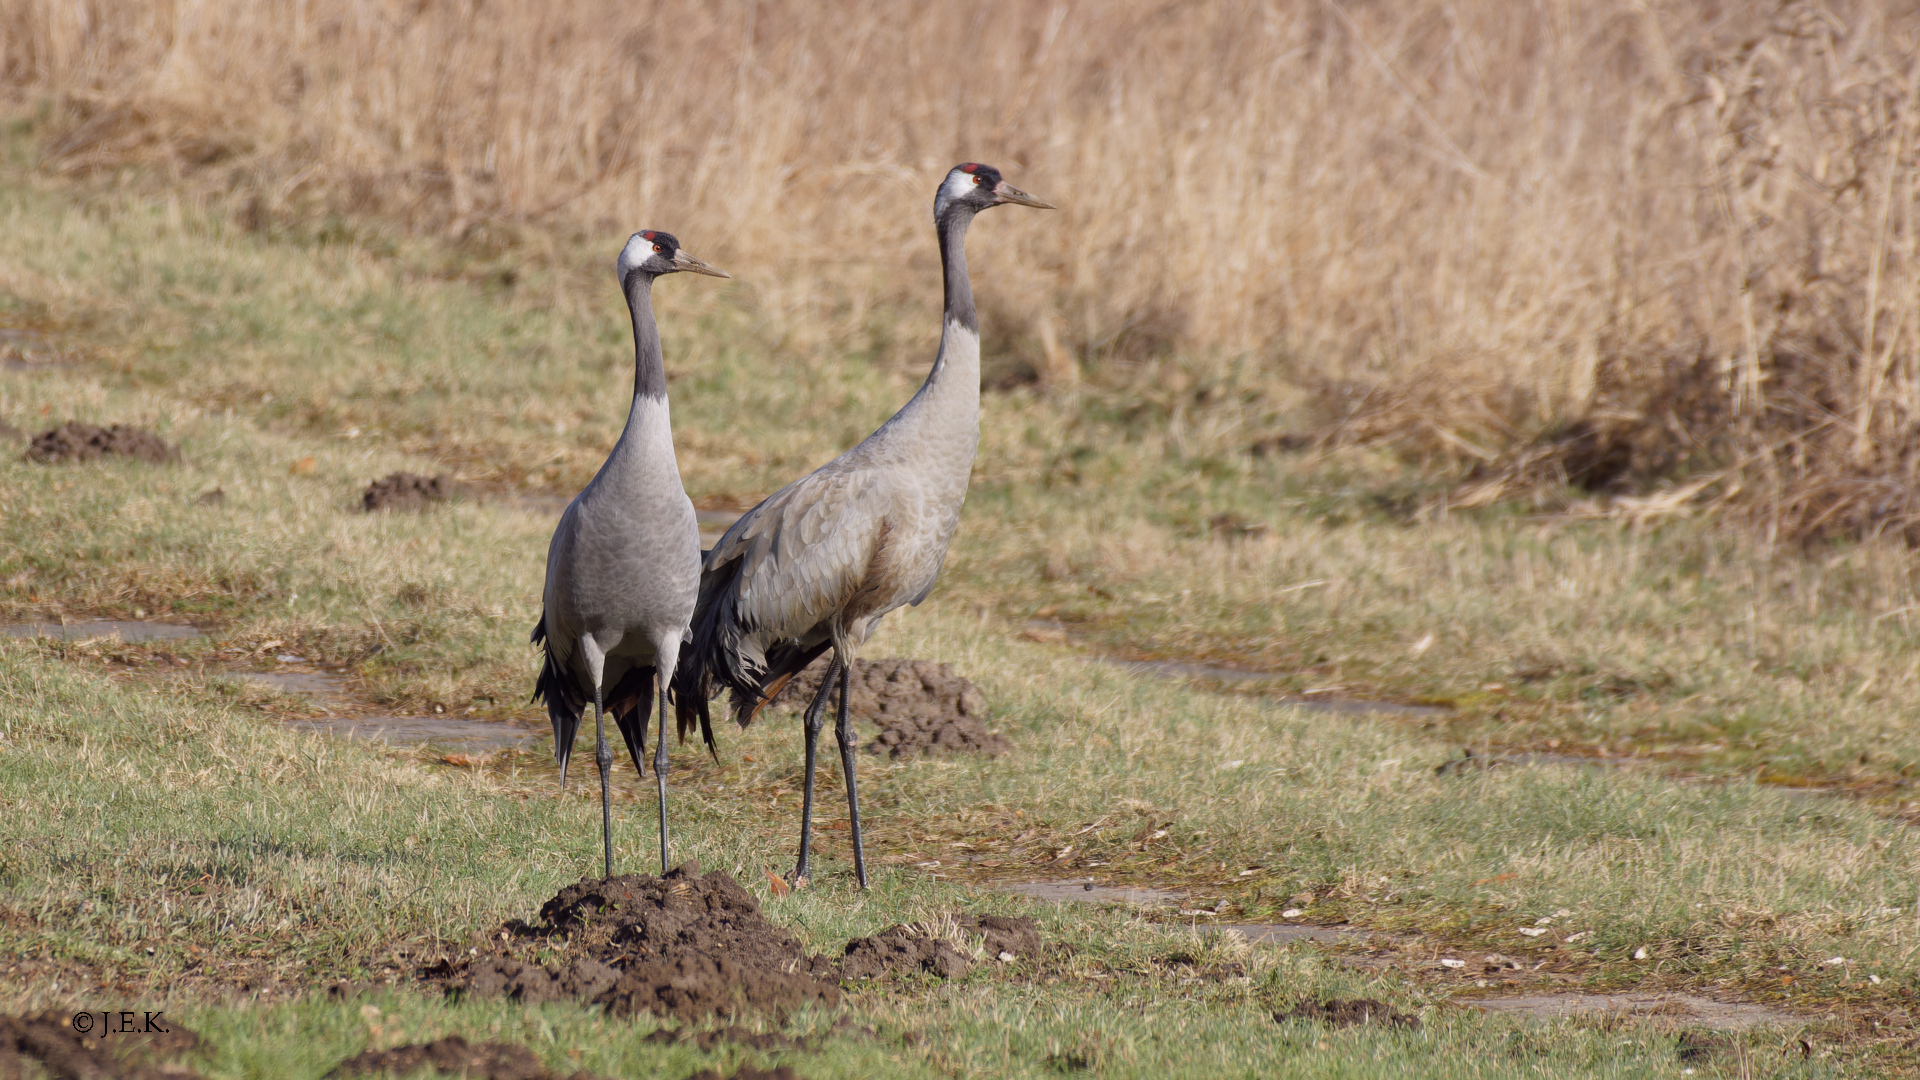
531, 230, 727, 879
677, 164, 1053, 887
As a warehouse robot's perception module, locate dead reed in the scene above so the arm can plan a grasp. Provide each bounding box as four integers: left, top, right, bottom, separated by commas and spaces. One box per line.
5, 0, 1920, 537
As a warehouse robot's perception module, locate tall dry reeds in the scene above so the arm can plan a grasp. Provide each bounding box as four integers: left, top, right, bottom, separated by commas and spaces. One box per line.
4, 0, 1920, 536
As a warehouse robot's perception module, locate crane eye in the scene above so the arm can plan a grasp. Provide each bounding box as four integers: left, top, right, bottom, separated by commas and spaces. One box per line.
972, 175, 986, 185
652, 243, 663, 253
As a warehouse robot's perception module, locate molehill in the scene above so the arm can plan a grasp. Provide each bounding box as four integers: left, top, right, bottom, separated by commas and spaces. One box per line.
425, 864, 1045, 1020
25, 422, 180, 464
770, 658, 1006, 759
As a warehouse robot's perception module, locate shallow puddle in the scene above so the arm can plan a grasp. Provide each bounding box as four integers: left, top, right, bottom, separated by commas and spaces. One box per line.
0, 327, 66, 371
997, 881, 1184, 906
1213, 922, 1365, 944
1, 619, 202, 642
286, 715, 545, 751
231, 668, 546, 751
1466, 992, 1799, 1031
236, 670, 346, 696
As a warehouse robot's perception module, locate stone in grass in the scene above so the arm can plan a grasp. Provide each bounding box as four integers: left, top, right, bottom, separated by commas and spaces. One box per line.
772, 657, 1006, 759
362, 471, 456, 511
26, 422, 181, 464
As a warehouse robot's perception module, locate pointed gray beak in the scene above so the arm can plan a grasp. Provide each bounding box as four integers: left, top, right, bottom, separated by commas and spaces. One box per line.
993, 181, 1056, 210
673, 250, 731, 278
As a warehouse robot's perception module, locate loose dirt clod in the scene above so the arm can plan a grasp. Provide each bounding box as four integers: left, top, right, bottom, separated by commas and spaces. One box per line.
772, 658, 1006, 759
26, 422, 180, 464
329, 1036, 613, 1080
837, 914, 1043, 980
0, 1012, 206, 1080
426, 863, 840, 1020
362, 472, 456, 511
1276, 999, 1421, 1029
839, 926, 975, 980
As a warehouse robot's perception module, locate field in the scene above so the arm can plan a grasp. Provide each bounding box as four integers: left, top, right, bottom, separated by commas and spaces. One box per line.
5, 2, 1920, 1077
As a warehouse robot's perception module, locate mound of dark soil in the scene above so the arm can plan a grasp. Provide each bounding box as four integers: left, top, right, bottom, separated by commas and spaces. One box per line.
426, 866, 1048, 1020
772, 658, 1006, 759
330, 1036, 614, 1080
840, 926, 974, 980
1275, 999, 1420, 1029
362, 472, 456, 511
0, 1011, 205, 1079
839, 914, 1043, 980
428, 863, 839, 1020
26, 422, 180, 464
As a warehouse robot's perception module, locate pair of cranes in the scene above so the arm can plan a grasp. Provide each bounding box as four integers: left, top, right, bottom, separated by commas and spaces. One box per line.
532, 164, 1054, 887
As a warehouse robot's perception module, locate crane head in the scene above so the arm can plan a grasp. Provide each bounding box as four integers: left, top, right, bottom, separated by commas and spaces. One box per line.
617, 230, 731, 287
935, 163, 1056, 221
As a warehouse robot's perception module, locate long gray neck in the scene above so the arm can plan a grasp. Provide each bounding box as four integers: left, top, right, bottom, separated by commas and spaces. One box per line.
937, 206, 977, 336
623, 271, 667, 400
921, 205, 979, 388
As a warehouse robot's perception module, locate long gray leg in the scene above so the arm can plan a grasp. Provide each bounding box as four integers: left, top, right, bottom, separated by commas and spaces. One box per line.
595, 682, 613, 879
793, 656, 842, 886
654, 676, 671, 875
833, 656, 869, 889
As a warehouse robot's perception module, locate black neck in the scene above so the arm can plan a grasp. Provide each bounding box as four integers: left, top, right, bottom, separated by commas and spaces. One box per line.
623, 271, 667, 399
936, 205, 978, 333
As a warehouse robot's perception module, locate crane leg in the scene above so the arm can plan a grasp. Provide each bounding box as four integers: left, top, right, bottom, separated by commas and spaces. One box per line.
793, 656, 841, 886
595, 682, 613, 880
832, 656, 869, 889
653, 676, 671, 875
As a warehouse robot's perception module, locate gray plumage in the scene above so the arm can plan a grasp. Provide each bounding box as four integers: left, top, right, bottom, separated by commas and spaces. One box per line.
677, 163, 1054, 888
531, 229, 728, 879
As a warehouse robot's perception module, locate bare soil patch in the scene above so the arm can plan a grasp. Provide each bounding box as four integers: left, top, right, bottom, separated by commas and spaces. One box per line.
0, 1011, 206, 1079
771, 658, 1005, 759
1276, 999, 1421, 1029
25, 423, 180, 465
329, 1036, 613, 1080
362, 472, 457, 512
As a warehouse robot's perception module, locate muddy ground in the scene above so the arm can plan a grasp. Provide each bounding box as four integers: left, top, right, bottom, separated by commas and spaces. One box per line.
425, 864, 1044, 1022
770, 658, 1006, 759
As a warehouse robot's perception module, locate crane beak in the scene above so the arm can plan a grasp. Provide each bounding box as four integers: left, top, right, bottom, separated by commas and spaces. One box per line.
993, 181, 1056, 210
673, 250, 731, 278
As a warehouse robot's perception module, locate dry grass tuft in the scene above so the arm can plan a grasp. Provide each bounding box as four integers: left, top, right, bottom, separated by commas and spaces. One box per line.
8, 1, 1920, 537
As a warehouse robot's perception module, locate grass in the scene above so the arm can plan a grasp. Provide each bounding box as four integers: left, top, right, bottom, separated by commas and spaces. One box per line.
1, 130, 1919, 1075
13, 1, 1920, 543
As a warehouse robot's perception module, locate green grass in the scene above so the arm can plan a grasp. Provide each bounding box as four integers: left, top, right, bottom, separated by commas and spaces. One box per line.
0, 127, 1917, 1076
